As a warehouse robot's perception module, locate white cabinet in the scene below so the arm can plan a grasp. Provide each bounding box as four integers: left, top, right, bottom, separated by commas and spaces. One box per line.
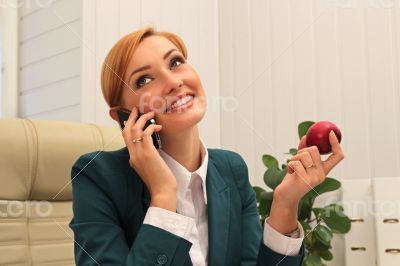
342, 179, 377, 266
342, 177, 400, 266
372, 177, 400, 266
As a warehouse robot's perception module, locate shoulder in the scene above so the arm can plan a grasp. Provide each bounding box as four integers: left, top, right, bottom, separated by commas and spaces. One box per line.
72, 146, 130, 175
70, 147, 141, 225
207, 148, 247, 170
207, 148, 254, 207
207, 148, 249, 188
71, 146, 136, 194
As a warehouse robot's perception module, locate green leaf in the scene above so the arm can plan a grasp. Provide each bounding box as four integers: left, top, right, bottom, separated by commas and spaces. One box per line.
321, 204, 351, 233
318, 249, 333, 261
303, 254, 322, 266
305, 178, 341, 198
262, 154, 279, 170
314, 238, 332, 249
259, 198, 266, 214
304, 231, 313, 248
300, 221, 312, 231
284, 148, 298, 156
258, 191, 273, 216
314, 224, 333, 246
326, 203, 344, 212
263, 168, 286, 190
312, 208, 324, 218
253, 186, 266, 202
298, 121, 315, 139
298, 197, 312, 221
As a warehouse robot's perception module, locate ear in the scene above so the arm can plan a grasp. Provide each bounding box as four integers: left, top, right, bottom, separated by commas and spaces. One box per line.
109, 106, 120, 123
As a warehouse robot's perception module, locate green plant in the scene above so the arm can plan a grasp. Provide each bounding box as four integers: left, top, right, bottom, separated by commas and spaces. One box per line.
253, 121, 351, 266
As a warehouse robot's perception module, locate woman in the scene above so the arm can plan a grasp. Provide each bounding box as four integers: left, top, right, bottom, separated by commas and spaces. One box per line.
69, 27, 345, 266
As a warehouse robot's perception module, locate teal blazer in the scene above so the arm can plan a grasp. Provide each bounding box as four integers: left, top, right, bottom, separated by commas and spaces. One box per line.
69, 147, 305, 265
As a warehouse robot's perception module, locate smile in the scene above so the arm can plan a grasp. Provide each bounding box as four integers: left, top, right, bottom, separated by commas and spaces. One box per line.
165, 94, 194, 113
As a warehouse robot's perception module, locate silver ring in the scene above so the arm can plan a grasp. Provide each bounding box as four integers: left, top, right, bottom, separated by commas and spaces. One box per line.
132, 137, 143, 144
306, 164, 314, 169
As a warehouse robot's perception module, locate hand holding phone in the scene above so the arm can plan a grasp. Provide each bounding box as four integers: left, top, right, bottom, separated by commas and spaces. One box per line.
118, 107, 176, 210
116, 108, 162, 149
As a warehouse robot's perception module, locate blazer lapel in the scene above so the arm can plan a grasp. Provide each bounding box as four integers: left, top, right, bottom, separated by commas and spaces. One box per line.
206, 154, 231, 266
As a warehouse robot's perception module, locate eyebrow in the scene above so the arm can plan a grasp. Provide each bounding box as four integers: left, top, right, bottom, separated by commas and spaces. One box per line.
128, 48, 178, 83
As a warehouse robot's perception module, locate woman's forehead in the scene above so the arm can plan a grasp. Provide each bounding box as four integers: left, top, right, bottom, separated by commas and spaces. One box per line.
125, 35, 180, 80
132, 35, 178, 60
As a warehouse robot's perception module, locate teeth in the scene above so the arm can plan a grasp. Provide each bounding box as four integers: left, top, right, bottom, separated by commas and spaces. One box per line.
167, 95, 193, 112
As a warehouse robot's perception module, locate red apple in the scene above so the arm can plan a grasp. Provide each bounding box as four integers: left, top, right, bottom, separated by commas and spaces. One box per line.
305, 121, 342, 155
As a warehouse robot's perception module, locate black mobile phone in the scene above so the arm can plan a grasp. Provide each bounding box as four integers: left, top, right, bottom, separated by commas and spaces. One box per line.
116, 108, 162, 150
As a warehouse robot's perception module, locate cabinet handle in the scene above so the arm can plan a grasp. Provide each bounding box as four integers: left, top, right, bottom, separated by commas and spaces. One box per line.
350, 218, 364, 222
385, 249, 400, 254
383, 218, 399, 223
351, 247, 366, 251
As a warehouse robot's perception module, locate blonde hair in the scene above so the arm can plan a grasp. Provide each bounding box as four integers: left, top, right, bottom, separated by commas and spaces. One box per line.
101, 27, 188, 107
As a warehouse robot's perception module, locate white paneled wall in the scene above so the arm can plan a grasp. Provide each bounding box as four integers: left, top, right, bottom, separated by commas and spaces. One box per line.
219, 1, 400, 265
81, 0, 220, 148
18, 0, 82, 121
0, 36, 2, 116
219, 0, 400, 188
0, 1, 19, 118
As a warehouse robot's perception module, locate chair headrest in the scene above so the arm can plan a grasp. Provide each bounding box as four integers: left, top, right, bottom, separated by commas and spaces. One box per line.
0, 118, 124, 201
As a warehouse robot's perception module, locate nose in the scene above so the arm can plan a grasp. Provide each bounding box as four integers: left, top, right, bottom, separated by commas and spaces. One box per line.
162, 71, 183, 94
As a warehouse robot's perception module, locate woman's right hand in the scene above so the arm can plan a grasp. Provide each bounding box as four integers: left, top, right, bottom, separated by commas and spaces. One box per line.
122, 107, 177, 211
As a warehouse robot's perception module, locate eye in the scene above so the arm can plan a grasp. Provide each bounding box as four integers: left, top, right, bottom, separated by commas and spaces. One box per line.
135, 76, 152, 88
170, 56, 185, 69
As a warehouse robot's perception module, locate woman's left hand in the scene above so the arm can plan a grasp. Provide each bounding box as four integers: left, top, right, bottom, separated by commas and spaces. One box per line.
274, 130, 345, 207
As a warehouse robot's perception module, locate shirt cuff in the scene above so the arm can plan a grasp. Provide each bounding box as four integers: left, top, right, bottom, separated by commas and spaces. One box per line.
143, 206, 195, 241
263, 217, 304, 256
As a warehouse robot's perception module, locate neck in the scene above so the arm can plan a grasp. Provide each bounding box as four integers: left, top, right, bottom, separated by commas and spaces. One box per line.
159, 126, 202, 172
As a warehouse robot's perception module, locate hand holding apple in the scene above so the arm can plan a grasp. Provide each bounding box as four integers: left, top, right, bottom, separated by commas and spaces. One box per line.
274, 123, 345, 206
267, 122, 345, 236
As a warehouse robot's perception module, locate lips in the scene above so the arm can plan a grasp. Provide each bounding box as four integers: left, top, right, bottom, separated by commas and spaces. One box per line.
165, 93, 195, 113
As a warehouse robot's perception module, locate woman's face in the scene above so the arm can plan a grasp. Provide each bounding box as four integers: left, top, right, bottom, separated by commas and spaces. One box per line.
113, 35, 206, 135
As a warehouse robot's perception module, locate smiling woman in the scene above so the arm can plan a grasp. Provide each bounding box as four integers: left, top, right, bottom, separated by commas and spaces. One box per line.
69, 26, 311, 266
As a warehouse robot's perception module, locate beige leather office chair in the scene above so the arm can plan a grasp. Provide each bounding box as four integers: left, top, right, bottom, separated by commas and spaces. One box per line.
0, 118, 124, 265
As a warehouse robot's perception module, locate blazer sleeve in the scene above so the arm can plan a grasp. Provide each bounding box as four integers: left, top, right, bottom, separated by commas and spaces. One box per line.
69, 153, 192, 266
229, 152, 305, 266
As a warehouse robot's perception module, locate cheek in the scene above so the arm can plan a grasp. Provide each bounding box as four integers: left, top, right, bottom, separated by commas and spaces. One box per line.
120, 90, 137, 108
147, 97, 166, 112
183, 70, 203, 91
136, 90, 166, 113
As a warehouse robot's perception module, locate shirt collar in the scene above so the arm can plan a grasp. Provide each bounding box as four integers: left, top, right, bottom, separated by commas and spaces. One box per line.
158, 138, 209, 204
